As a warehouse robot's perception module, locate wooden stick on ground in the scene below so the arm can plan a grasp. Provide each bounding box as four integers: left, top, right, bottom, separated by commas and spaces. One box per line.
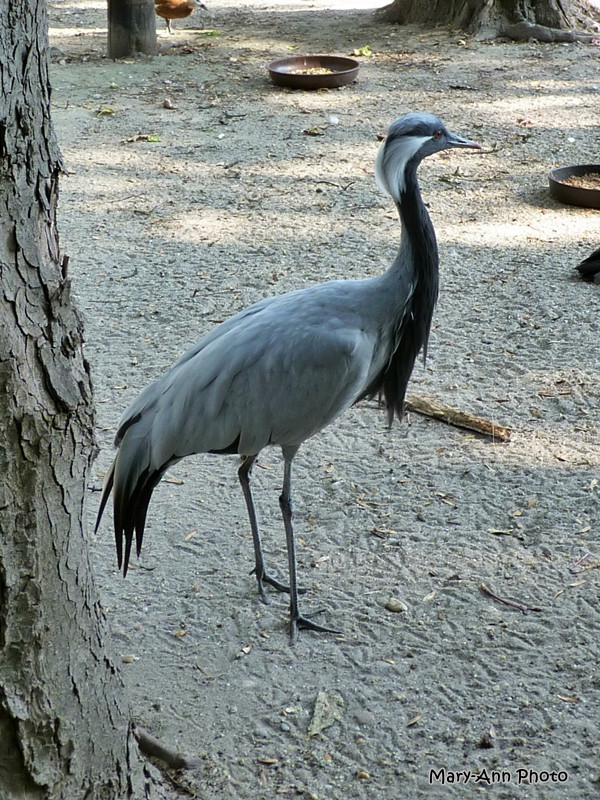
480, 582, 541, 615
405, 393, 512, 442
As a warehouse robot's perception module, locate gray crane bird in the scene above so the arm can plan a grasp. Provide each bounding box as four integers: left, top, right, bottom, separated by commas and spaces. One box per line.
95, 113, 481, 641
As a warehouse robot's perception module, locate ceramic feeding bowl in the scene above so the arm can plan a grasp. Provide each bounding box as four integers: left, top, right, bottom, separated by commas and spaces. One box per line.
267, 55, 360, 90
548, 165, 600, 209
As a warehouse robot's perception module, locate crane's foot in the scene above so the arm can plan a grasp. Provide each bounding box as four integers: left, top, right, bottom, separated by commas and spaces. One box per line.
290, 610, 342, 643
251, 568, 307, 604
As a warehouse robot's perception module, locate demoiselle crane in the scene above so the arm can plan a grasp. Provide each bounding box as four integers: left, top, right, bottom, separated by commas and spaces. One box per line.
95, 113, 481, 641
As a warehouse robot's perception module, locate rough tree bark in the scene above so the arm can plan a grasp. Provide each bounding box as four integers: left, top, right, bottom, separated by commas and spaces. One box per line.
108, 0, 157, 59
0, 2, 166, 798
379, 0, 600, 41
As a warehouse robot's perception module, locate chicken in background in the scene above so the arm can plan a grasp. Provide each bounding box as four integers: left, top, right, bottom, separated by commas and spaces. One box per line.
155, 0, 207, 33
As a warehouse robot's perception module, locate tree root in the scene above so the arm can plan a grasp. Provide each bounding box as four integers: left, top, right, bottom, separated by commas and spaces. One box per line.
134, 724, 199, 771
377, 0, 600, 42
499, 19, 596, 41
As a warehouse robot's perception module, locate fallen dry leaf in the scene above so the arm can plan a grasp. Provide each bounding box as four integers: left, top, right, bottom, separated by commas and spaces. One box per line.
308, 690, 345, 737
302, 126, 325, 136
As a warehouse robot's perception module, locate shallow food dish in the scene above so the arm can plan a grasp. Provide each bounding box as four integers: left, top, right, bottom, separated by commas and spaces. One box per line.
267, 55, 360, 90
548, 165, 600, 209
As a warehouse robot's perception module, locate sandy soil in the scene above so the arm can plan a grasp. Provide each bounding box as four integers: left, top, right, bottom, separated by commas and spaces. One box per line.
47, 1, 600, 797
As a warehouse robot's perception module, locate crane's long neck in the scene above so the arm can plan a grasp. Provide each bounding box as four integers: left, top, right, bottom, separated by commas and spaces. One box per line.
365, 158, 440, 424
394, 160, 439, 353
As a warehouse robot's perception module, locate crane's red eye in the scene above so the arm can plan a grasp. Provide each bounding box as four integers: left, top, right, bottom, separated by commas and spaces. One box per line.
434, 130, 443, 139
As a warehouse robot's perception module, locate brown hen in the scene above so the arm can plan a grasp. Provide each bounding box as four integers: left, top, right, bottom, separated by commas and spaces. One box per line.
155, 0, 206, 33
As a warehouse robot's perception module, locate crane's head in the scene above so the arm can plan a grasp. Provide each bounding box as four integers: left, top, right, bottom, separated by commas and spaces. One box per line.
376, 113, 481, 203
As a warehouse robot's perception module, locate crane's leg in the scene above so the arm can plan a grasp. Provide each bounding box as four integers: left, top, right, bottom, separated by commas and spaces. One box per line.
238, 455, 303, 602
280, 454, 341, 643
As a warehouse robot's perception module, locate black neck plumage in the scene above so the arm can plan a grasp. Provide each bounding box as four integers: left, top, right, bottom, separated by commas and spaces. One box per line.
397, 161, 439, 358
359, 158, 440, 423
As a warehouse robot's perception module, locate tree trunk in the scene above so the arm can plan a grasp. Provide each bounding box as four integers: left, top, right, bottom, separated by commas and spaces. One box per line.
0, 2, 164, 798
108, 0, 157, 58
379, 0, 600, 41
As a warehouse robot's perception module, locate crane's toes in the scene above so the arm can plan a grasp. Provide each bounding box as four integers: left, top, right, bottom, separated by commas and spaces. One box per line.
264, 573, 308, 596
252, 568, 307, 601
290, 611, 342, 643
256, 581, 272, 606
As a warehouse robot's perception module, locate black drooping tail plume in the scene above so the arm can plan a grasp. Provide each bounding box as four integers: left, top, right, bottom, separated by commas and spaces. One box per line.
94, 409, 174, 575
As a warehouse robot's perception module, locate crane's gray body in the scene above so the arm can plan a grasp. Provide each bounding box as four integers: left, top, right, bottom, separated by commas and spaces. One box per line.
97, 112, 480, 639
117, 268, 413, 463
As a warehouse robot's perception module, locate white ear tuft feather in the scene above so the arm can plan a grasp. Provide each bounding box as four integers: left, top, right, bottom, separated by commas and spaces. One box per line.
375, 135, 430, 203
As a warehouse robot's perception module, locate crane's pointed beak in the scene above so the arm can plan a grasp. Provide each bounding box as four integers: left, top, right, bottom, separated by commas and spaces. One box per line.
446, 131, 481, 150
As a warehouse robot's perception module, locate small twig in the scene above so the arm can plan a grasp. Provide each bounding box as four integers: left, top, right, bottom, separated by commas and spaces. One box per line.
163, 770, 201, 798
112, 193, 150, 203
569, 552, 591, 572
314, 179, 356, 191
405, 393, 511, 442
576, 561, 600, 573
479, 582, 540, 614
537, 389, 573, 397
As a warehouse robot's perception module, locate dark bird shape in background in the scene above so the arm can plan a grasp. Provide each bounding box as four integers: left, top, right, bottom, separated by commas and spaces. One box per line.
575, 247, 600, 282
154, 0, 206, 33
95, 113, 481, 641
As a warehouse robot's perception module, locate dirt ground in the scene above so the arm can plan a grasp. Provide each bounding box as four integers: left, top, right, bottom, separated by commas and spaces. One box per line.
47, 1, 600, 797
